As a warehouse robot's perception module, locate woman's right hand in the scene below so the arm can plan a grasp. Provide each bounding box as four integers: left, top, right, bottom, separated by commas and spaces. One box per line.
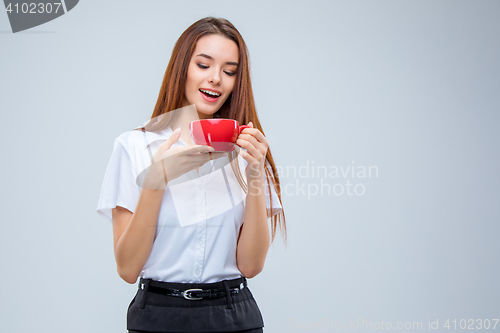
140, 128, 226, 189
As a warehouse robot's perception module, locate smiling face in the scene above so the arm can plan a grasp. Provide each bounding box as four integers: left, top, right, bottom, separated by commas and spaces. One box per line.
181, 34, 239, 119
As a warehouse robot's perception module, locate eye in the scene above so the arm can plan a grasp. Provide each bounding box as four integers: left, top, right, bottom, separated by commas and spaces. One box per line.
197, 63, 209, 69
224, 71, 236, 77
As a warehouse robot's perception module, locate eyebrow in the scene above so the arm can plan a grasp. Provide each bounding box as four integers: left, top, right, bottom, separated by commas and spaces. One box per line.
195, 53, 238, 66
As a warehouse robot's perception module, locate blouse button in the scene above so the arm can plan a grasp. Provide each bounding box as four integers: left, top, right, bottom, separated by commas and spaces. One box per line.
199, 185, 203, 190
195, 269, 200, 276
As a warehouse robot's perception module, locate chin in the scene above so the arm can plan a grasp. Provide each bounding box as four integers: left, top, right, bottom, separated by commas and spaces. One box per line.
196, 103, 222, 117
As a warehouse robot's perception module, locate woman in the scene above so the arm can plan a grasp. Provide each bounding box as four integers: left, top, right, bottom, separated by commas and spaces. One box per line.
97, 17, 286, 332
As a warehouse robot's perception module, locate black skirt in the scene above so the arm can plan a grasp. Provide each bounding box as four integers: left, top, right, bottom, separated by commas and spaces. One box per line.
127, 276, 264, 333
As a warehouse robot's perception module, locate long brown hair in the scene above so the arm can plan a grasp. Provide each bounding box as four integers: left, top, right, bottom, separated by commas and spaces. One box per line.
138, 17, 286, 244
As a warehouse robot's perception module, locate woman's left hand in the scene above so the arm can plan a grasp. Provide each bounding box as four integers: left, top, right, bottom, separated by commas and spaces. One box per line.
236, 122, 269, 179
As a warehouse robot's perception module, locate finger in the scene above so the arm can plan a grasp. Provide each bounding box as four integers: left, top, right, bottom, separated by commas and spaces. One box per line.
237, 134, 268, 154
158, 127, 181, 150
208, 152, 228, 160
184, 150, 227, 163
240, 130, 269, 148
240, 128, 267, 144
236, 138, 262, 160
195, 152, 228, 163
240, 127, 256, 135
182, 153, 227, 172
187, 153, 227, 168
237, 134, 259, 148
183, 145, 216, 155
238, 148, 254, 164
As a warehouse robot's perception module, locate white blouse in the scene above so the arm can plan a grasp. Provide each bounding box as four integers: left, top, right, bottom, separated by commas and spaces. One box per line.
96, 125, 282, 283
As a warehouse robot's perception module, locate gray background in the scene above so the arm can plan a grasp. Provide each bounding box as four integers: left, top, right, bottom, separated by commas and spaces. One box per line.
1, 0, 499, 332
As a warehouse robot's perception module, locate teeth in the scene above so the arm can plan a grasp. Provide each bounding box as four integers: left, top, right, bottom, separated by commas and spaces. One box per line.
200, 89, 220, 97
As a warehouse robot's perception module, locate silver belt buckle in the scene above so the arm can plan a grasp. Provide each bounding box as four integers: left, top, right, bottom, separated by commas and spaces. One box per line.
183, 288, 203, 300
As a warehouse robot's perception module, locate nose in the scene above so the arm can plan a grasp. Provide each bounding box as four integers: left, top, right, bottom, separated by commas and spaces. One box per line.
208, 70, 221, 85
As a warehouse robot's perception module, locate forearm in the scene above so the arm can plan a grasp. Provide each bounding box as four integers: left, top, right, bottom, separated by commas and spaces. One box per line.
236, 169, 270, 278
115, 188, 165, 283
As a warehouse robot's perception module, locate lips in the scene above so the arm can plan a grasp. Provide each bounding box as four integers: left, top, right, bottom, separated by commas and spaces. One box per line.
199, 88, 221, 102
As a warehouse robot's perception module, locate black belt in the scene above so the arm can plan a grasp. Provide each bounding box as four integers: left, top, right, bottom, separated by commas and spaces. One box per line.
143, 277, 247, 301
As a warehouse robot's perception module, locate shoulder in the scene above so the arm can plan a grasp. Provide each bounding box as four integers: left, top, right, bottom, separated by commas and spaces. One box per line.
113, 128, 146, 151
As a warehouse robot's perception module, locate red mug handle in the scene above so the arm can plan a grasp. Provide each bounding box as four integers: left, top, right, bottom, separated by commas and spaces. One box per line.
238, 125, 250, 135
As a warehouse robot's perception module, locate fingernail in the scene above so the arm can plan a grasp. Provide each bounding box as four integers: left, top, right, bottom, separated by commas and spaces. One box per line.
174, 128, 181, 135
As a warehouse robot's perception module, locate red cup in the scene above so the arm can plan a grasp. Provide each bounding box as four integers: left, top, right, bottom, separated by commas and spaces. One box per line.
189, 119, 250, 152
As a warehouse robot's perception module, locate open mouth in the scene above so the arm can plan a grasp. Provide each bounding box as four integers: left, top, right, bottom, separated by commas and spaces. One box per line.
199, 89, 221, 99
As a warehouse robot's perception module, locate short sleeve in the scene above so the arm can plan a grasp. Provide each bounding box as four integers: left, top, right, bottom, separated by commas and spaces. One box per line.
264, 161, 282, 219
96, 135, 141, 223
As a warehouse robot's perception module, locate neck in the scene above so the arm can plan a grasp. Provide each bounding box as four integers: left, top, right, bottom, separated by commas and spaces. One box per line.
168, 105, 199, 129
167, 104, 203, 145
197, 111, 213, 120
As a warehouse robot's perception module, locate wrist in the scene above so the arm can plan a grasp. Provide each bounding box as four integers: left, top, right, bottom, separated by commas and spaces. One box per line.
245, 161, 265, 180
143, 160, 168, 189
